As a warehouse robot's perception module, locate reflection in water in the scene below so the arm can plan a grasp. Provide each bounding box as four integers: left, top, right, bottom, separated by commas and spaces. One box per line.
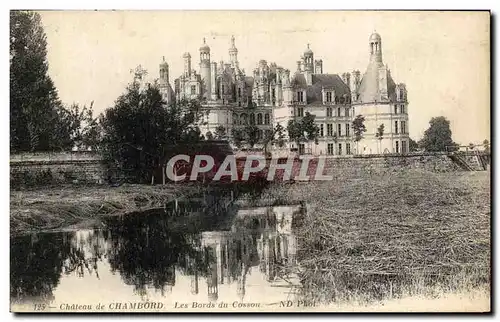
10, 191, 305, 306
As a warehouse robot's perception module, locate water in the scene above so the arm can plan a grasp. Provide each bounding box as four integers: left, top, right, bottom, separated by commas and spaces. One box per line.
10, 190, 306, 310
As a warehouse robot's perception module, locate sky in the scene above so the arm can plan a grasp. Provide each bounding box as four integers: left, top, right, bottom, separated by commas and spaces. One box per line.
39, 10, 490, 145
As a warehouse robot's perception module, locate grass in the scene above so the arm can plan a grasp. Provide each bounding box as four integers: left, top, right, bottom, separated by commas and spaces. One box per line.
258, 168, 491, 305
10, 183, 199, 237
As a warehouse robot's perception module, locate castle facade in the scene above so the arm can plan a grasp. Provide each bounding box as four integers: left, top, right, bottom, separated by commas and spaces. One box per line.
159, 32, 410, 155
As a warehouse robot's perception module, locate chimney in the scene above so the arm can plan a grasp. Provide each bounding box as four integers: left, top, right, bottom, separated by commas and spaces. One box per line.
296, 61, 302, 72
342, 73, 351, 88
314, 60, 323, 74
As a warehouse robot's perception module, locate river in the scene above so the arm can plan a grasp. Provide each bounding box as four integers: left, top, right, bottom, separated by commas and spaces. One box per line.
10, 188, 307, 311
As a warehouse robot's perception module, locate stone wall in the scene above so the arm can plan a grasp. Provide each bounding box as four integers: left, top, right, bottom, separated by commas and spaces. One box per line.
10, 151, 466, 187
10, 154, 106, 188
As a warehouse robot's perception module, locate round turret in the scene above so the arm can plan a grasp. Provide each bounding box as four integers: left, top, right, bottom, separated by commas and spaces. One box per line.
304, 44, 313, 56
369, 32, 382, 42
199, 37, 210, 53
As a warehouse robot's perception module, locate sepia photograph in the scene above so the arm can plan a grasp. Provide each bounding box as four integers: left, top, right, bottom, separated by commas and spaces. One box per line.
9, 10, 491, 313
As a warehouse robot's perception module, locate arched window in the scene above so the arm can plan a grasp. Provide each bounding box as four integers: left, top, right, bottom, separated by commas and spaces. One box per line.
257, 113, 263, 125
232, 112, 238, 125
264, 113, 270, 125
250, 113, 256, 125
240, 113, 248, 125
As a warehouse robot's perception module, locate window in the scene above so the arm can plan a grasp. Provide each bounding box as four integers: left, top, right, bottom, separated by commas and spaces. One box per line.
327, 143, 334, 155
298, 107, 304, 117
337, 107, 341, 117
338, 143, 342, 155
345, 107, 350, 117
394, 105, 398, 114
401, 105, 405, 114
250, 113, 256, 125
320, 124, 324, 137
396, 141, 400, 153
401, 121, 406, 134
232, 113, 238, 125
272, 88, 276, 100
327, 107, 333, 117
338, 124, 342, 136
222, 84, 225, 94
297, 91, 304, 102
191, 85, 196, 95
241, 113, 248, 125
327, 124, 333, 136
299, 143, 305, 155
238, 88, 241, 98
257, 113, 263, 125
395, 121, 399, 134
326, 92, 332, 102
264, 113, 270, 125
346, 143, 351, 155
345, 124, 350, 137
401, 140, 407, 154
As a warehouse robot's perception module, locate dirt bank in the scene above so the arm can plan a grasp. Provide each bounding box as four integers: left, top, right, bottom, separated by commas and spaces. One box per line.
10, 183, 198, 237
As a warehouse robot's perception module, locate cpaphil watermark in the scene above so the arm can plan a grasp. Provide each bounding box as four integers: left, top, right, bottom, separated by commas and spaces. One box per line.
164, 154, 334, 182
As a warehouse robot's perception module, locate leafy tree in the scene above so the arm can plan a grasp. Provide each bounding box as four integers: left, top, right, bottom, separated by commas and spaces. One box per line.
483, 139, 490, 153
418, 116, 458, 152
409, 138, 419, 152
244, 124, 259, 148
100, 78, 203, 183
231, 128, 244, 149
287, 119, 303, 149
274, 123, 285, 148
302, 112, 320, 145
54, 102, 101, 151
352, 115, 367, 154
205, 131, 214, 141
375, 123, 385, 154
10, 10, 70, 152
214, 125, 226, 140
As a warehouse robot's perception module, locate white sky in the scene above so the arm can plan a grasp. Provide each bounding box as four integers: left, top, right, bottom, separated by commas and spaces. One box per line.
39, 10, 490, 145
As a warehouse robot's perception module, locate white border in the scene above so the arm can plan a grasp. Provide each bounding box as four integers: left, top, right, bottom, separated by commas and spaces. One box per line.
2, 1, 497, 322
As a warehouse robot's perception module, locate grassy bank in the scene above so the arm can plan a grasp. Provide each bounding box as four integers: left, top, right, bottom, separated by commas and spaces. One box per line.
10, 183, 198, 236
260, 169, 491, 305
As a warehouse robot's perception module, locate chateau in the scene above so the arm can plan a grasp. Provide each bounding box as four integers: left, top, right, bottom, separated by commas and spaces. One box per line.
158, 32, 410, 155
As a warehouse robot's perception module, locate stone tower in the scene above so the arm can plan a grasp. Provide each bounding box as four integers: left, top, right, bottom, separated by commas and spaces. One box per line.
229, 35, 239, 68
183, 52, 191, 77
369, 32, 383, 63
303, 44, 314, 85
199, 38, 211, 100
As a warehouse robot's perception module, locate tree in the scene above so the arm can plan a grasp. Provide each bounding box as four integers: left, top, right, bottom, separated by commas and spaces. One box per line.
409, 138, 419, 152
53, 101, 101, 151
352, 115, 367, 154
231, 128, 244, 149
10, 10, 70, 152
274, 123, 285, 148
418, 116, 458, 152
214, 125, 226, 140
375, 123, 385, 154
287, 119, 303, 150
244, 124, 259, 149
100, 79, 204, 183
483, 139, 490, 153
302, 112, 320, 145
205, 131, 214, 140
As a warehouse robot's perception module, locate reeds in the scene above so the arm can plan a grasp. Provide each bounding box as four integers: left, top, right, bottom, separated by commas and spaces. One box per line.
260, 169, 490, 304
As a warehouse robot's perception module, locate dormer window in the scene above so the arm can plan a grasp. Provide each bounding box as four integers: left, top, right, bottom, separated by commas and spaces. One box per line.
326, 92, 332, 103
190, 85, 196, 95
297, 91, 304, 102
